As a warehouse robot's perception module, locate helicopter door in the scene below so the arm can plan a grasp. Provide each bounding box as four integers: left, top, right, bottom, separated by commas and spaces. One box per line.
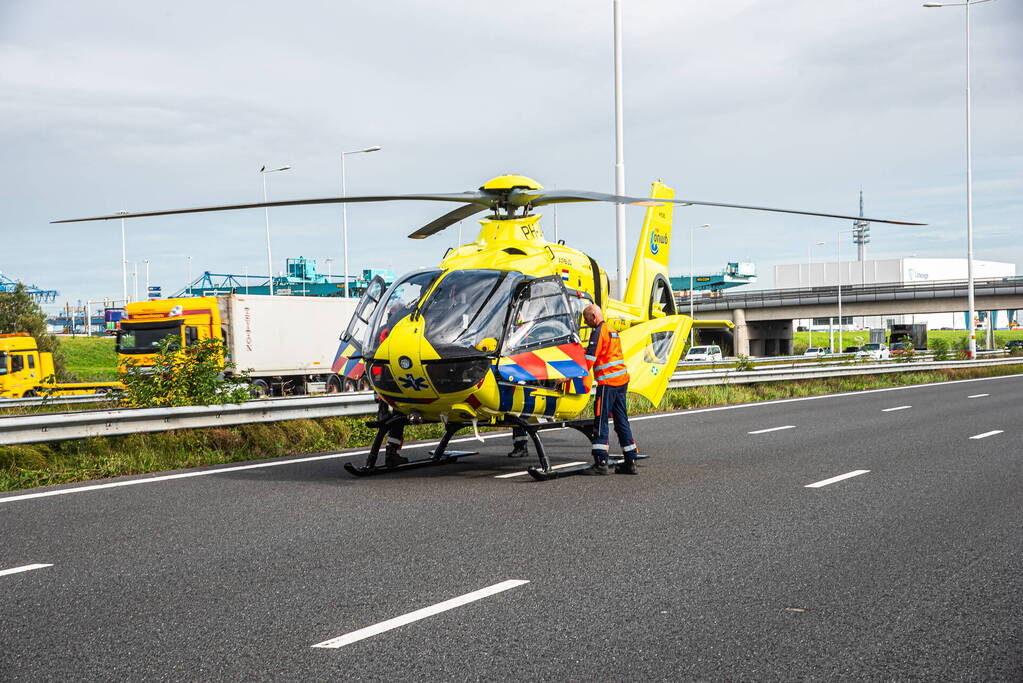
497, 276, 589, 386
617, 315, 691, 406
331, 275, 387, 376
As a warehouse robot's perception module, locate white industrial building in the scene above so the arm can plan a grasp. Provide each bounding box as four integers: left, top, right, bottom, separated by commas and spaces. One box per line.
773, 257, 1018, 330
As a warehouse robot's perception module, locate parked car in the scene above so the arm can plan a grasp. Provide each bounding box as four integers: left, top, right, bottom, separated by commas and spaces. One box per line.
684, 345, 724, 362
1006, 339, 1023, 351
857, 343, 891, 361
843, 346, 861, 353
803, 347, 829, 357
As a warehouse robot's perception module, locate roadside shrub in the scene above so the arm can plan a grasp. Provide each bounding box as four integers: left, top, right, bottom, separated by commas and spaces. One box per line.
952, 336, 970, 360
931, 338, 950, 361
734, 354, 755, 372
120, 337, 251, 407
1010, 347, 1023, 357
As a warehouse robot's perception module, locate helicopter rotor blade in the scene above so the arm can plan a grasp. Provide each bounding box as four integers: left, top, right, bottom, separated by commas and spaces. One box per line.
518, 189, 926, 226
408, 204, 488, 239
51, 192, 493, 224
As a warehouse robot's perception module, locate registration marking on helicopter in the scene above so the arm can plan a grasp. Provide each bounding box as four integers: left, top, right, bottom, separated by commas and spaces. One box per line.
494, 462, 588, 479
311, 579, 530, 649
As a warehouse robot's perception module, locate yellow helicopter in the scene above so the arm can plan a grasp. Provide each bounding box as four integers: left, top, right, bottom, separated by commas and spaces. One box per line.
56, 174, 921, 479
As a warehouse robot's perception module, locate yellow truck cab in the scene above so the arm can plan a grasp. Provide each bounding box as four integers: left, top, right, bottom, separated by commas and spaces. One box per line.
0, 333, 120, 399
116, 297, 219, 372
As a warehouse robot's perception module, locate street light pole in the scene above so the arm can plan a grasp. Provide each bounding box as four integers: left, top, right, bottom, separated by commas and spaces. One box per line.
259, 164, 292, 296
612, 0, 627, 298
340, 146, 382, 298
923, 0, 992, 357
807, 241, 825, 348
118, 210, 128, 303
689, 224, 711, 348
186, 255, 192, 295
835, 230, 856, 352
144, 259, 150, 298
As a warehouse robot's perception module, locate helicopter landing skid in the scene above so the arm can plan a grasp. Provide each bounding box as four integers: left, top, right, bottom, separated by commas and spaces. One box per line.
508, 417, 650, 482
343, 450, 478, 477
525, 453, 649, 481
345, 416, 477, 477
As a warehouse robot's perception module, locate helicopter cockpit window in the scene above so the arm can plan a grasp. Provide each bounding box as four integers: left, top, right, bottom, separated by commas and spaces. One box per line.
421, 269, 525, 356
504, 277, 578, 355
342, 275, 387, 351
365, 269, 441, 356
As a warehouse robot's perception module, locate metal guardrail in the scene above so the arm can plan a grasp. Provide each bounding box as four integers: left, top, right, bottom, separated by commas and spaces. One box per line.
3, 349, 1008, 409
666, 355, 1021, 387
2, 357, 1021, 446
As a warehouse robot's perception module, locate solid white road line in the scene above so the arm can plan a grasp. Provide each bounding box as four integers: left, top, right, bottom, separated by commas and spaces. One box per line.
0, 563, 52, 577
805, 470, 870, 488
495, 462, 588, 479
311, 579, 529, 649
970, 430, 1003, 440
748, 425, 796, 435
0, 433, 514, 505
967, 393, 989, 399
882, 405, 912, 412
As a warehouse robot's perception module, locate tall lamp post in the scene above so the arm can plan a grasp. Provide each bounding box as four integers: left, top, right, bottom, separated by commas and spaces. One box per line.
834, 229, 856, 352
612, 0, 627, 298
923, 0, 992, 357
260, 164, 291, 295
807, 241, 825, 348
118, 210, 129, 303
143, 259, 150, 298
688, 223, 711, 347
340, 146, 381, 298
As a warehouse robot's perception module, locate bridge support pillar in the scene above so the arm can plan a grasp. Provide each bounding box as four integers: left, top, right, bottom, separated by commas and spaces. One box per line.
733, 308, 750, 357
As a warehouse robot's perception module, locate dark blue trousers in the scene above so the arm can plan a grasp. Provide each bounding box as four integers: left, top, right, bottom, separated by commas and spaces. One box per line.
591, 383, 637, 461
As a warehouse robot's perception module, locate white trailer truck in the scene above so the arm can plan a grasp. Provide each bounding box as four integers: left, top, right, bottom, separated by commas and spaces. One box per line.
116, 294, 358, 396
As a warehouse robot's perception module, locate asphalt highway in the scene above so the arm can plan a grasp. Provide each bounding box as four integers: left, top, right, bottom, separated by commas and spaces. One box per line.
1, 373, 1021, 681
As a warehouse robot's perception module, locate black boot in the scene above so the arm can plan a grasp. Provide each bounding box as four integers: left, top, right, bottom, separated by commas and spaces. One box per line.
384, 444, 408, 468
580, 455, 609, 475
614, 458, 639, 475
507, 442, 529, 458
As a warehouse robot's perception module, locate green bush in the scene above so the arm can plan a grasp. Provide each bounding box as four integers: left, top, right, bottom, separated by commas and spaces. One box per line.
931, 337, 950, 361
734, 354, 755, 372
120, 337, 251, 407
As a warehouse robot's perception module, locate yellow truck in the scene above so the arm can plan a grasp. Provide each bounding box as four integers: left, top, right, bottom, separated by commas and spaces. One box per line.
116, 294, 357, 396
0, 333, 122, 399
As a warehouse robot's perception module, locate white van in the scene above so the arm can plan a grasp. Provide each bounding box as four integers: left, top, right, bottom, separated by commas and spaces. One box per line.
684, 345, 724, 362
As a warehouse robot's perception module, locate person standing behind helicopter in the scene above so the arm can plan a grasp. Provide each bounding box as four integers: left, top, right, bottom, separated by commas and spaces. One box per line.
581, 303, 638, 475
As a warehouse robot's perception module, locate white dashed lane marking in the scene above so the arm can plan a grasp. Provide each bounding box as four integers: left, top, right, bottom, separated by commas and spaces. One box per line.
805, 470, 870, 488
748, 425, 796, 435
312, 579, 529, 649
967, 394, 989, 399
882, 405, 912, 412
0, 563, 52, 577
495, 462, 588, 479
970, 430, 1003, 440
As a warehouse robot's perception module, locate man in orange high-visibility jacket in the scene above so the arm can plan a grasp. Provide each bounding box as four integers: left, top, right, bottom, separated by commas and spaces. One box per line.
581, 304, 639, 475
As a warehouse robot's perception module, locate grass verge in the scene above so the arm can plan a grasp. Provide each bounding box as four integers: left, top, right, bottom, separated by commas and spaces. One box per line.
2, 363, 1021, 492
61, 336, 119, 381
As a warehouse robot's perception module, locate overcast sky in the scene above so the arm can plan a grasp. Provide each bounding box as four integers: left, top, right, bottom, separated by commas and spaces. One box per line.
2, 0, 1020, 310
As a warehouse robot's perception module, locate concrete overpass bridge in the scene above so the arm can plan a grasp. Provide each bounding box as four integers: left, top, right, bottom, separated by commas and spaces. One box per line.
678, 277, 1023, 356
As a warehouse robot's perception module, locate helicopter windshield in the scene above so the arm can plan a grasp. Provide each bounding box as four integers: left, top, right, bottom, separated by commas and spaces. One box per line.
421, 269, 526, 356
365, 268, 442, 357
503, 277, 577, 355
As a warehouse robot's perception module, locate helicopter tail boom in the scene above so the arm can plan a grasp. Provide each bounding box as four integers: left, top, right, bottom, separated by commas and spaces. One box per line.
622, 181, 675, 316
